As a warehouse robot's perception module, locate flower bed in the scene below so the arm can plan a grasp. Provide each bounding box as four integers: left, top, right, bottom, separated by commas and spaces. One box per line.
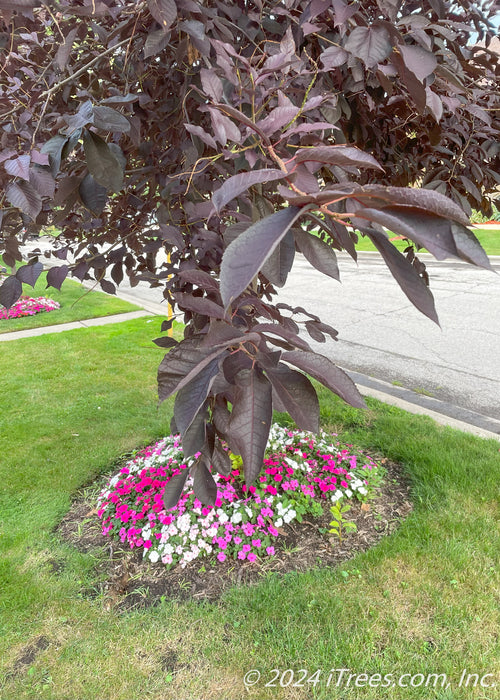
0, 295, 60, 320
97, 424, 383, 569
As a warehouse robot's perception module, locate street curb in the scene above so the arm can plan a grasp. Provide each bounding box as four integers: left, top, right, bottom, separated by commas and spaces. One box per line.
350, 374, 500, 442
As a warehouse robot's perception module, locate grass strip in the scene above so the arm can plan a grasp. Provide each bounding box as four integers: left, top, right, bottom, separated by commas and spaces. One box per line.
354, 228, 500, 256
0, 271, 141, 334
0, 321, 498, 699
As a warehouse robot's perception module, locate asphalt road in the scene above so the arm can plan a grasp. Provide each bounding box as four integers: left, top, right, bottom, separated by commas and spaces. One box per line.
277, 252, 500, 424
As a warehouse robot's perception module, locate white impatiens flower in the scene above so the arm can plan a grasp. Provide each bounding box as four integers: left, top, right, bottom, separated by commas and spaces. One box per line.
149, 550, 160, 563
283, 509, 296, 524
231, 512, 242, 524
275, 517, 283, 527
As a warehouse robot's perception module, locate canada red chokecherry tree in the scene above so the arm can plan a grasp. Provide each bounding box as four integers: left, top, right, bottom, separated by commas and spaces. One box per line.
1, 0, 499, 505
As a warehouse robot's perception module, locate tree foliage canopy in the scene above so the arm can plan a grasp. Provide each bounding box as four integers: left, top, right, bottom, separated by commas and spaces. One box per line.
1, 0, 499, 503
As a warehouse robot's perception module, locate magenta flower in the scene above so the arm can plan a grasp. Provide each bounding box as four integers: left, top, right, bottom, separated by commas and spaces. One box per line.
97, 425, 380, 570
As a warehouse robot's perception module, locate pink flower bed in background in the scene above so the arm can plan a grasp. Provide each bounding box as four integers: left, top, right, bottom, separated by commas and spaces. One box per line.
97, 425, 383, 569
0, 295, 60, 320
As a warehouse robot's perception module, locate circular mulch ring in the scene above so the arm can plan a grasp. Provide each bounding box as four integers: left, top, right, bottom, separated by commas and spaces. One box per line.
57, 456, 412, 610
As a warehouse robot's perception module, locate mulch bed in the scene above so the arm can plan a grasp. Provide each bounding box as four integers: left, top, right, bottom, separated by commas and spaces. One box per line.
57, 457, 412, 610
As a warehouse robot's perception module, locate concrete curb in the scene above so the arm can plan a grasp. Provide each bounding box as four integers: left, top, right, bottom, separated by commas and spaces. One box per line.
352, 379, 500, 442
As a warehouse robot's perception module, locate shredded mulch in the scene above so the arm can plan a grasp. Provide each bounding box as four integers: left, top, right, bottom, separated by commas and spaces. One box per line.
57, 457, 412, 610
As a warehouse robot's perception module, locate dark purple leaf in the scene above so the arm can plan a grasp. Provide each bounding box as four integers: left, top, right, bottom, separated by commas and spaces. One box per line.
261, 230, 295, 287
361, 227, 439, 323
344, 25, 392, 67
256, 106, 300, 136
111, 262, 123, 286
220, 206, 304, 308
184, 123, 217, 149
46, 265, 68, 291
29, 166, 55, 198
93, 106, 130, 133
451, 224, 492, 270
173, 292, 227, 320
16, 261, 43, 287
0, 0, 39, 8
252, 323, 311, 351
222, 351, 253, 384
56, 27, 78, 71
294, 228, 340, 280
229, 368, 272, 484
182, 407, 207, 457
207, 108, 242, 146
148, 0, 177, 30
281, 122, 339, 139
177, 269, 219, 293
305, 321, 326, 342
320, 45, 349, 69
174, 357, 221, 435
201, 319, 245, 348
40, 135, 67, 176
101, 94, 139, 105
213, 400, 231, 438
212, 104, 270, 144
294, 145, 383, 171
267, 364, 320, 432
153, 336, 179, 348
79, 173, 107, 215
144, 27, 170, 59
83, 131, 123, 192
212, 169, 285, 215
5, 181, 42, 221
4, 155, 30, 180
163, 468, 189, 509
192, 459, 217, 506
358, 185, 470, 226
72, 262, 90, 282
200, 68, 223, 101
158, 224, 184, 248
426, 88, 443, 122
157, 338, 227, 402
30, 151, 49, 167
283, 350, 367, 408
211, 440, 232, 476
399, 44, 437, 82
100, 279, 116, 295
0, 276, 23, 309
63, 100, 94, 133
353, 207, 457, 260
376, 0, 399, 20
0, 148, 16, 163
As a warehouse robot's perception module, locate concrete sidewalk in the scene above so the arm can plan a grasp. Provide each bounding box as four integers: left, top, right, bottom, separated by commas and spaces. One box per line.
0, 309, 152, 342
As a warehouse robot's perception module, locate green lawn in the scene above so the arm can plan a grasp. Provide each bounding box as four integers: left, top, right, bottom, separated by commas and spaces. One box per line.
354, 228, 500, 256
0, 319, 499, 699
0, 270, 141, 334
